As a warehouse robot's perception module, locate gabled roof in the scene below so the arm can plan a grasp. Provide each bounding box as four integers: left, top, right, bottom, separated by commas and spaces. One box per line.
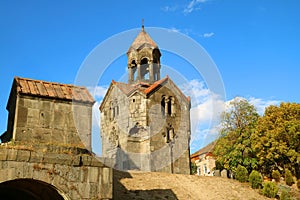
190, 142, 216, 160
11, 77, 95, 104
127, 28, 158, 53
99, 76, 190, 111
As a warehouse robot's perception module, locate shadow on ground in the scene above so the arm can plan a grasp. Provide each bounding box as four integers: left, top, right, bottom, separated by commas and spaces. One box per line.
113, 169, 178, 200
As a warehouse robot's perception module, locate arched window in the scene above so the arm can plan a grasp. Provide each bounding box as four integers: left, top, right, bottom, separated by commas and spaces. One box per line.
161, 96, 166, 116
152, 49, 161, 81
140, 58, 149, 80
131, 60, 137, 81
110, 99, 119, 121
168, 96, 172, 115
161, 96, 175, 117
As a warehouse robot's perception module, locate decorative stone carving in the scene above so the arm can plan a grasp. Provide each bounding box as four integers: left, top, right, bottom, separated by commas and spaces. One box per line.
163, 124, 176, 143
109, 127, 119, 147
129, 122, 148, 137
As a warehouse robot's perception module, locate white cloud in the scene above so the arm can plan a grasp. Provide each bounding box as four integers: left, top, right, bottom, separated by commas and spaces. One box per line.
184, 0, 209, 14
161, 5, 178, 12
203, 32, 214, 38
87, 85, 108, 131
180, 80, 280, 152
89, 81, 280, 153
169, 27, 180, 33
180, 79, 225, 151
87, 85, 108, 99
248, 97, 280, 115
92, 101, 101, 127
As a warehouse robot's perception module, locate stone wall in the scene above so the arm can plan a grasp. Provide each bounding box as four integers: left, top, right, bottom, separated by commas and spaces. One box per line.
100, 86, 151, 171
10, 95, 92, 150
147, 82, 191, 174
100, 81, 191, 174
0, 146, 112, 199
195, 155, 216, 176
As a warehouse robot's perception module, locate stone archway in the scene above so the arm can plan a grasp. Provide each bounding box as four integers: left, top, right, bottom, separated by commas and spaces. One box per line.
0, 178, 69, 200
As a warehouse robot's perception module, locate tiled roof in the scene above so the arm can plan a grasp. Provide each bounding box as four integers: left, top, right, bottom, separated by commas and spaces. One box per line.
100, 77, 190, 111
127, 29, 158, 53
114, 82, 137, 96
190, 142, 216, 159
112, 77, 169, 97
13, 77, 95, 104
113, 77, 178, 96
143, 77, 168, 94
113, 77, 190, 103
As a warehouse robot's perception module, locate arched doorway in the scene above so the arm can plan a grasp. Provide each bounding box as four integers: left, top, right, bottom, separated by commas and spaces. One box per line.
0, 179, 68, 200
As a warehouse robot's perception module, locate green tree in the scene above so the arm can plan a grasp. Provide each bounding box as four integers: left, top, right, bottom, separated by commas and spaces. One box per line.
213, 98, 259, 172
280, 189, 291, 200
235, 165, 248, 182
190, 162, 197, 175
253, 103, 300, 178
249, 170, 263, 189
272, 170, 281, 182
262, 182, 279, 198
285, 169, 295, 186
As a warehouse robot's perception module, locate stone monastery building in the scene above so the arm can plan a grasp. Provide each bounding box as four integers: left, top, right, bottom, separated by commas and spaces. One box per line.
0, 25, 192, 200
100, 26, 191, 174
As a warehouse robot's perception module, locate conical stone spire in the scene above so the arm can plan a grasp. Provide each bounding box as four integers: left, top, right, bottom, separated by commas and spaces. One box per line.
127, 27, 158, 53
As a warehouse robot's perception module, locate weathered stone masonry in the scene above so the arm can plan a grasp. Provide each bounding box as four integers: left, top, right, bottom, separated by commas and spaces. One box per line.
0, 147, 112, 199
100, 27, 191, 174
0, 77, 113, 199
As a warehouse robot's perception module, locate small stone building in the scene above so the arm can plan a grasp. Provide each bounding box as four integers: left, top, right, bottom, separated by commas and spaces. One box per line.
1, 77, 93, 149
100, 27, 191, 174
0, 77, 112, 199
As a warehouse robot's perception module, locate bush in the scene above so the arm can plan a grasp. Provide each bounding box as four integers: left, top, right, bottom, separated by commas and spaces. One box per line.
262, 182, 279, 198
249, 170, 262, 189
297, 179, 300, 190
235, 165, 249, 183
272, 170, 281, 182
190, 162, 197, 175
285, 169, 294, 186
280, 189, 291, 200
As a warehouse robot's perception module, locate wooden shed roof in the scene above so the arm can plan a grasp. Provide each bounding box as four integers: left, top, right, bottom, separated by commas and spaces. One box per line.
13, 77, 95, 104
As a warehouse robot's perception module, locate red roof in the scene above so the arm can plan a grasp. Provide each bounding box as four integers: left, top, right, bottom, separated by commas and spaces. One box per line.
13, 77, 95, 104
99, 76, 190, 111
190, 142, 216, 160
113, 76, 189, 101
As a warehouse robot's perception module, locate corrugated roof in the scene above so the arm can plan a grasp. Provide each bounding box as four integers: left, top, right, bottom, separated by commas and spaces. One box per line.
14, 77, 95, 104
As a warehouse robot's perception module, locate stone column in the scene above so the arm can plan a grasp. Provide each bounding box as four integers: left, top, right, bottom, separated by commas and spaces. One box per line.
171, 97, 175, 117
165, 96, 169, 116
137, 64, 141, 81
149, 60, 154, 82
128, 67, 133, 84
157, 64, 161, 80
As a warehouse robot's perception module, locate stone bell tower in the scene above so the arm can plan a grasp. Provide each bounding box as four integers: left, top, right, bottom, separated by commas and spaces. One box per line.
127, 25, 161, 84
100, 26, 191, 174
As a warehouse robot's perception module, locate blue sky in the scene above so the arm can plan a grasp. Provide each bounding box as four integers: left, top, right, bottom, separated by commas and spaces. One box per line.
1, 0, 300, 154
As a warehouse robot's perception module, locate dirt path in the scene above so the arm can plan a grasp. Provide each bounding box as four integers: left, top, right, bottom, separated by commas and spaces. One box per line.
113, 170, 271, 200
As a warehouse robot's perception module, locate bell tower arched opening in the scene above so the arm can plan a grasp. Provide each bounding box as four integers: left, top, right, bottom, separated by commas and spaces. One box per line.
127, 26, 161, 84
140, 57, 149, 81
128, 60, 137, 84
